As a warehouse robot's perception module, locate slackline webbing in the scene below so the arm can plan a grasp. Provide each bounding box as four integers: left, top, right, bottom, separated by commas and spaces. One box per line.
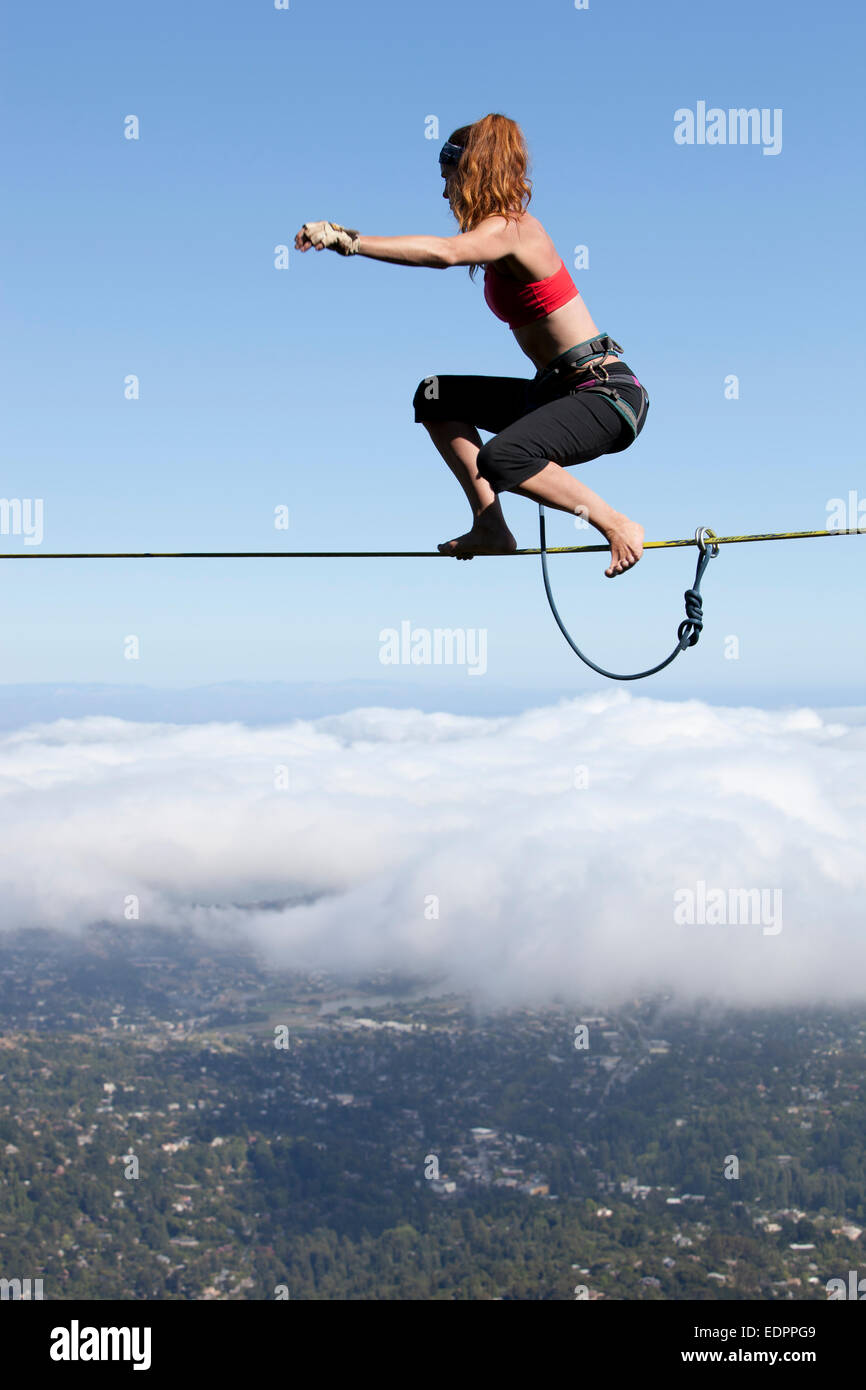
1, 523, 861, 682
0, 526, 861, 559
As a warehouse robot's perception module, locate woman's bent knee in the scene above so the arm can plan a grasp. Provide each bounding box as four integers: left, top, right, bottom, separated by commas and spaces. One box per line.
477, 440, 551, 493
476, 440, 515, 492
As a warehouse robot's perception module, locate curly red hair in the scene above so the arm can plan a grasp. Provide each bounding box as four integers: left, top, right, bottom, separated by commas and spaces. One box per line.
444, 113, 533, 278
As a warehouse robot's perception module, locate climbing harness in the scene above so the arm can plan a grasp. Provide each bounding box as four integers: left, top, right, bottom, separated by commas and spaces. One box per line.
539, 510, 719, 681
531, 333, 651, 441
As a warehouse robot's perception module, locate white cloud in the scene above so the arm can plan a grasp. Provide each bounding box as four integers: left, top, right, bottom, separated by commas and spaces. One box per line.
0, 694, 864, 1008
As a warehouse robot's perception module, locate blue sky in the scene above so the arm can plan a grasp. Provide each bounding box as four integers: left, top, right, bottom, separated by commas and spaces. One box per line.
2, 0, 863, 710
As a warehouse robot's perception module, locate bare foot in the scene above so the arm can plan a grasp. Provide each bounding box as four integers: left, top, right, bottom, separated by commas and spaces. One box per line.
438, 513, 517, 560
603, 513, 644, 577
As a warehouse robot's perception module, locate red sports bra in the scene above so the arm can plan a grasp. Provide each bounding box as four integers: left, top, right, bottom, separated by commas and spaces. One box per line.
483, 257, 579, 330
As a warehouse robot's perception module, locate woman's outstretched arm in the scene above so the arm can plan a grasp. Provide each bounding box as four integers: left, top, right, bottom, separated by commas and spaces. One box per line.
360, 217, 515, 267
356, 233, 457, 268
295, 216, 516, 268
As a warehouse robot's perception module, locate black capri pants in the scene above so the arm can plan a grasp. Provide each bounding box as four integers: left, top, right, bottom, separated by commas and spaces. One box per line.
412, 358, 648, 494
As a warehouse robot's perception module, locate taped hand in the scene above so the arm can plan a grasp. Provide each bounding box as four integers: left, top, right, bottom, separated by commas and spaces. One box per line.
295, 221, 361, 255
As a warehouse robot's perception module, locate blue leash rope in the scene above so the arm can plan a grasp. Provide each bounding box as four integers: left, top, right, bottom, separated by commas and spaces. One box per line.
538, 506, 719, 681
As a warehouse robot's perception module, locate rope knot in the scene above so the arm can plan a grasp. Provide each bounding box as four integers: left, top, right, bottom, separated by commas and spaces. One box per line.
677, 587, 704, 647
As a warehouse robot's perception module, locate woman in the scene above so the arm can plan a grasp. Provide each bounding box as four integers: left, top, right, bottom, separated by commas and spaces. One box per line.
295, 112, 648, 576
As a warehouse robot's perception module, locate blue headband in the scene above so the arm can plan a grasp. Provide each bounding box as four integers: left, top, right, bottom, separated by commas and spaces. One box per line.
439, 140, 464, 166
